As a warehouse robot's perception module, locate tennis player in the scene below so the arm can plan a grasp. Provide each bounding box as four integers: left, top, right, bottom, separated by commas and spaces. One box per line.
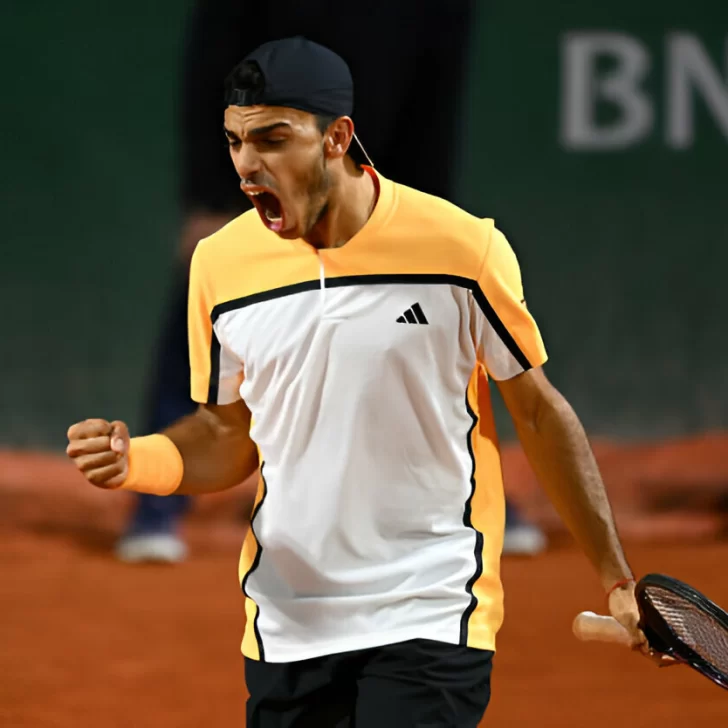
66, 37, 648, 727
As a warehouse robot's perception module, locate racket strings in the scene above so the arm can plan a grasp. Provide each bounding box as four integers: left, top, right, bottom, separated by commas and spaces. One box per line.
647, 586, 728, 674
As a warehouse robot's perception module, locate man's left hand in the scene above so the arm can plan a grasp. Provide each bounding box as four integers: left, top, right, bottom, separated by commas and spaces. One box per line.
609, 581, 677, 667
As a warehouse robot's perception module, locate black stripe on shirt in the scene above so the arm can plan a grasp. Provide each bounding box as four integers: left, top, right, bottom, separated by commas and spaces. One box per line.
241, 465, 269, 662
470, 286, 532, 371
207, 328, 221, 404
210, 273, 531, 370
459, 385, 484, 645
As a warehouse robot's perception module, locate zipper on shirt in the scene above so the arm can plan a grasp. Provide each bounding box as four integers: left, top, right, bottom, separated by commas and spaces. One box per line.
318, 254, 326, 312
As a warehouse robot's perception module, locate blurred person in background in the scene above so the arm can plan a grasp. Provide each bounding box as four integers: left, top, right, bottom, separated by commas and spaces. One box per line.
116, 0, 546, 563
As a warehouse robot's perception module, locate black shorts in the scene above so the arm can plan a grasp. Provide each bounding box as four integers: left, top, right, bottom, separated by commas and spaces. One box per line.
244, 638, 493, 728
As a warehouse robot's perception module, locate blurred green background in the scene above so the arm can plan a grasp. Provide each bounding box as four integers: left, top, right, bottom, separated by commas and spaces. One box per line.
1, 1, 726, 447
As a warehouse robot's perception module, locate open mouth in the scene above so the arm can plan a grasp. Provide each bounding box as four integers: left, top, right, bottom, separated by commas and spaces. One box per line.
244, 186, 285, 233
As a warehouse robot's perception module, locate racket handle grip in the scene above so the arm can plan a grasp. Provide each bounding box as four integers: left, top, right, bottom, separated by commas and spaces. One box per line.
573, 611, 633, 648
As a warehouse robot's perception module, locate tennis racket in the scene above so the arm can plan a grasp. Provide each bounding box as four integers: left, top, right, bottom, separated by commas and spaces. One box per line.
573, 573, 728, 690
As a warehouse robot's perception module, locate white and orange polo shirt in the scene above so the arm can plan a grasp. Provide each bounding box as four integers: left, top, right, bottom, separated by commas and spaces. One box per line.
188, 169, 547, 663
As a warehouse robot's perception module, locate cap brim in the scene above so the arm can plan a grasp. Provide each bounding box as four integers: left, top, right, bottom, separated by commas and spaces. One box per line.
349, 133, 373, 168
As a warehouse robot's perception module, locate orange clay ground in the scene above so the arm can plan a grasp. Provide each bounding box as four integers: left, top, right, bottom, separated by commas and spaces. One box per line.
2, 434, 727, 727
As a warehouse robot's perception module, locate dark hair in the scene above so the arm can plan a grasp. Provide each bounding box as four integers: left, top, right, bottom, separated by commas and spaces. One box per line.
225, 60, 337, 136
224, 60, 264, 105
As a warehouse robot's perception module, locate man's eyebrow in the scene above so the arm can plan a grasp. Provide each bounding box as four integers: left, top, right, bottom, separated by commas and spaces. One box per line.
248, 122, 292, 137
223, 122, 292, 140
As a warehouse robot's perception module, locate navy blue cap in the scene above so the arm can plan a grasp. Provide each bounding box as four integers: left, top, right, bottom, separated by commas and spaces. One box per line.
227, 37, 372, 167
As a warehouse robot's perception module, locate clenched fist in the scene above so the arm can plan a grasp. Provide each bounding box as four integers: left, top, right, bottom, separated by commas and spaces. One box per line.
66, 419, 130, 489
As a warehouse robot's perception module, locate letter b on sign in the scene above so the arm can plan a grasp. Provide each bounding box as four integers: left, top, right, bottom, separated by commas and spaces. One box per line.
561, 32, 654, 150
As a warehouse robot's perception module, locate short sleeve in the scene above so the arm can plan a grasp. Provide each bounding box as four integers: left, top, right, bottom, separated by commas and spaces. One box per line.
188, 245, 244, 404
473, 225, 548, 380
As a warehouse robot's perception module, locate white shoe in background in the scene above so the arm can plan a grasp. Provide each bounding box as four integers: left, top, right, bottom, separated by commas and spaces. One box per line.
502, 523, 547, 556
115, 533, 188, 564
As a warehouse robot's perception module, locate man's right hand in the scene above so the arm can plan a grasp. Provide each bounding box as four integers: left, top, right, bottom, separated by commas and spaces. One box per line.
66, 419, 130, 489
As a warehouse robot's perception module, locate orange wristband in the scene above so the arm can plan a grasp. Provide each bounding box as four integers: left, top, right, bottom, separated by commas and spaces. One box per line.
119, 434, 184, 496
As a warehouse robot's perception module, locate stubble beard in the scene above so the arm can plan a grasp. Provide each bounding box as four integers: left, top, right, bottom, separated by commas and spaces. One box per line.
303, 151, 334, 238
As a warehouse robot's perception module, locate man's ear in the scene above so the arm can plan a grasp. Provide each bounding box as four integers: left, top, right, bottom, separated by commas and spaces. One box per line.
323, 117, 354, 160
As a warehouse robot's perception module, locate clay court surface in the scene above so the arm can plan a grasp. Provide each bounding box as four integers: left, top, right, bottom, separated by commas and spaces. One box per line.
2, 439, 727, 727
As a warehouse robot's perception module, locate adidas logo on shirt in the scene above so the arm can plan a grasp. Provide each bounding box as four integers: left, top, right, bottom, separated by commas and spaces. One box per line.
396, 302, 429, 325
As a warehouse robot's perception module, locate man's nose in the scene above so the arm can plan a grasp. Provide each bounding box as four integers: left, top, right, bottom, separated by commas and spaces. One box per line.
232, 143, 261, 181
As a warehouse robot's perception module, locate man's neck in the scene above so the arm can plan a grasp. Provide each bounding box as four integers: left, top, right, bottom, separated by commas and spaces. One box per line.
304, 165, 377, 250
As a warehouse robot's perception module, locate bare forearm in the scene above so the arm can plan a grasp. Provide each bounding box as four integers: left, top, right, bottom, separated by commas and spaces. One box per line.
163, 408, 258, 495
513, 392, 632, 589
